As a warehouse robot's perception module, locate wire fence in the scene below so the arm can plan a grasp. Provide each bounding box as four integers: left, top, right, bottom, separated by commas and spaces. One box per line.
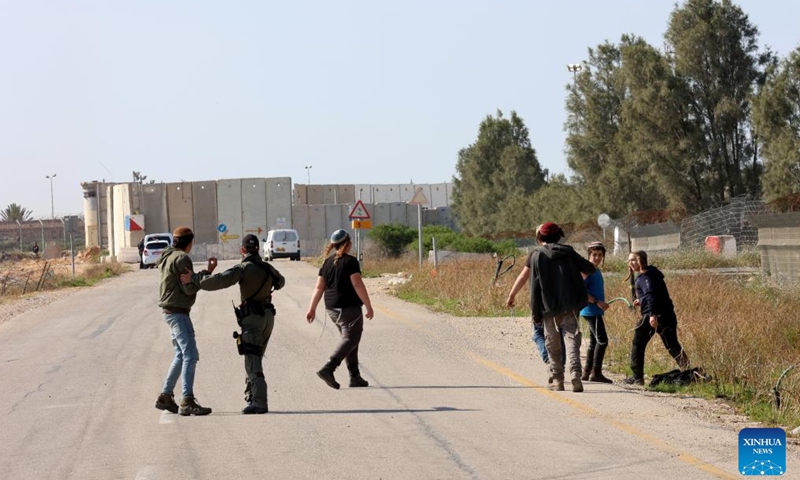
679, 195, 770, 249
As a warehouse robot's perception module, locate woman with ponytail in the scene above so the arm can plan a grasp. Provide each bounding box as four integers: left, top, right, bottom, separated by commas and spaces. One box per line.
306, 229, 375, 389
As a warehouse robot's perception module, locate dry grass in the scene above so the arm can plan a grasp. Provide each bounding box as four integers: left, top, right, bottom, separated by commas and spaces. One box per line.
386, 254, 799, 427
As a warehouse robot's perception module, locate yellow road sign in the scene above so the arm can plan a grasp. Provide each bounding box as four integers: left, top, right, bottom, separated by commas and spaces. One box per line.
351, 220, 372, 229
220, 232, 240, 243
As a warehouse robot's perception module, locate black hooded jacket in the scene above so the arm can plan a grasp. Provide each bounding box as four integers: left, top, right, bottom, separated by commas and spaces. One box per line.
528, 243, 596, 321
635, 266, 674, 316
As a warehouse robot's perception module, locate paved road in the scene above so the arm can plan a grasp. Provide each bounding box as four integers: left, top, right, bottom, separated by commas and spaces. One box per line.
0, 259, 791, 479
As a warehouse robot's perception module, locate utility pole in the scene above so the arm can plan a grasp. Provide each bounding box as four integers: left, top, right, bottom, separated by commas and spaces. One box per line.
46, 174, 57, 219
304, 165, 313, 185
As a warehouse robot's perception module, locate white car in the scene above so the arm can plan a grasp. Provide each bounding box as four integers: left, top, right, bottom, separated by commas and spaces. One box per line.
144, 232, 173, 246
264, 229, 301, 261
142, 239, 170, 268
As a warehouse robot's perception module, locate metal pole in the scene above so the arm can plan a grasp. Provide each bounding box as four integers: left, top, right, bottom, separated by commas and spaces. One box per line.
16, 220, 22, 250
432, 236, 438, 270
39, 219, 44, 249
417, 204, 423, 268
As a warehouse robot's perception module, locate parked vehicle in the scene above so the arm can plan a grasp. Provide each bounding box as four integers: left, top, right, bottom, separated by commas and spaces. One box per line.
144, 232, 173, 246
264, 229, 300, 261
142, 239, 170, 268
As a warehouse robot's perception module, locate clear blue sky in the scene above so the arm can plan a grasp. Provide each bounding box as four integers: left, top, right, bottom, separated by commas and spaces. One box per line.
1, 1, 798, 218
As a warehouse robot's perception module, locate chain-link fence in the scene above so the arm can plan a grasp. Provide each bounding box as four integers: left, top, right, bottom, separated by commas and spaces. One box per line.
679, 195, 770, 249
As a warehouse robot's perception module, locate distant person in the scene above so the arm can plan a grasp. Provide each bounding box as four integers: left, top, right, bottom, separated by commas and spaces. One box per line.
154, 227, 217, 416
518, 222, 595, 392
137, 237, 145, 269
180, 234, 285, 414
305, 229, 374, 389
624, 250, 690, 385
579, 242, 613, 383
32, 242, 40, 257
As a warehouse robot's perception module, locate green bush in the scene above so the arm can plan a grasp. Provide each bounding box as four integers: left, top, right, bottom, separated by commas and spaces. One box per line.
368, 224, 417, 257
411, 225, 519, 255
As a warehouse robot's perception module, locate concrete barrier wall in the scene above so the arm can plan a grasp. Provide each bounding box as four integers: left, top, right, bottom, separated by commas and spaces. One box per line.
217, 179, 243, 259
630, 233, 681, 252
167, 182, 194, 233
354, 184, 373, 203
749, 213, 800, 284
141, 183, 169, 234
242, 178, 267, 240
266, 177, 292, 231
192, 181, 218, 244
111, 184, 132, 257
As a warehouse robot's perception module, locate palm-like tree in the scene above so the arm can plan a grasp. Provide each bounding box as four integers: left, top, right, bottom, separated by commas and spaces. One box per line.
0, 203, 34, 222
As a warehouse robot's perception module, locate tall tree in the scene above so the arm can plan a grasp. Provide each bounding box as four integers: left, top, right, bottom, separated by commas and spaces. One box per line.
452, 110, 547, 236
666, 0, 771, 203
752, 47, 800, 200
0, 203, 34, 222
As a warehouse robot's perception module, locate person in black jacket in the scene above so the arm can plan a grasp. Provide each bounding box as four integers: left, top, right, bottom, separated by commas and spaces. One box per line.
624, 250, 690, 385
526, 222, 596, 392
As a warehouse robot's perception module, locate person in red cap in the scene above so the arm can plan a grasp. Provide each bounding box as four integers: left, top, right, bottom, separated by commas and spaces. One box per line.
508, 222, 596, 392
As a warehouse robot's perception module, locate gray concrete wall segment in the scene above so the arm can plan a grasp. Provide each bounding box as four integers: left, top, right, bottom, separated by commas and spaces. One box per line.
322, 185, 338, 204
266, 177, 293, 230
105, 186, 114, 257
192, 181, 218, 244
242, 178, 268, 239
338, 185, 355, 204
293, 184, 308, 205
217, 179, 243, 259
292, 205, 311, 244
306, 185, 325, 205
400, 185, 415, 203
83, 194, 99, 248
354, 185, 373, 203
373, 203, 392, 226
372, 185, 402, 203
141, 183, 169, 234
111, 184, 132, 256
308, 205, 328, 242
167, 182, 194, 234
431, 183, 449, 208
390, 202, 409, 224
325, 204, 346, 235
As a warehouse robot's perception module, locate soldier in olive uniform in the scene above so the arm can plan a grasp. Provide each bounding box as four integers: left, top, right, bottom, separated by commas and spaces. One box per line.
181, 234, 285, 414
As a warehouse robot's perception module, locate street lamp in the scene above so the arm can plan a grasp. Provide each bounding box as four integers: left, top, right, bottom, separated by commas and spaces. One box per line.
567, 63, 583, 83
304, 165, 313, 185
46, 174, 57, 219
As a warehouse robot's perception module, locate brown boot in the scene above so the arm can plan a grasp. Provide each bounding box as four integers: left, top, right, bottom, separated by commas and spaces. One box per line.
155, 392, 178, 414
571, 378, 584, 392
178, 396, 212, 416
589, 369, 613, 384
581, 368, 590, 381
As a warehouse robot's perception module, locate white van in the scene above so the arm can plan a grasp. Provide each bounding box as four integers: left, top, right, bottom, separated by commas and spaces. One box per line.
264, 229, 300, 261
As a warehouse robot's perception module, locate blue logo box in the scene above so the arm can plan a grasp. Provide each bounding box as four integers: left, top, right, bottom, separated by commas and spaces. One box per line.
739, 427, 786, 476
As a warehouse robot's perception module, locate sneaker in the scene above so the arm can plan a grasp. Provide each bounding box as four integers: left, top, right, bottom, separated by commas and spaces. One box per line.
349, 374, 369, 388
155, 392, 178, 414
242, 404, 268, 415
316, 367, 340, 390
623, 376, 645, 386
178, 396, 212, 416
571, 378, 584, 392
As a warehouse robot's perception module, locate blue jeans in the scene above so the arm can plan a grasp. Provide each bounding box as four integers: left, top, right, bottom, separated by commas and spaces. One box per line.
161, 313, 199, 398
532, 320, 565, 365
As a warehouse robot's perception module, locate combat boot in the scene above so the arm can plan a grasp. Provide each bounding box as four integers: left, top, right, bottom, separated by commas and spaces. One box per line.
623, 376, 645, 386
589, 368, 613, 384
349, 373, 369, 388
242, 404, 268, 415
571, 378, 584, 392
178, 396, 212, 416
154, 392, 178, 414
581, 368, 591, 382
316, 359, 341, 390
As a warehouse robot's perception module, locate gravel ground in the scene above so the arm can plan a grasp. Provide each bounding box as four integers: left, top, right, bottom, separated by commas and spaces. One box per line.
0, 288, 83, 327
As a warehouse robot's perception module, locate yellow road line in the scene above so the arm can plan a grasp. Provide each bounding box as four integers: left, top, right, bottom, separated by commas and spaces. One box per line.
377, 302, 737, 478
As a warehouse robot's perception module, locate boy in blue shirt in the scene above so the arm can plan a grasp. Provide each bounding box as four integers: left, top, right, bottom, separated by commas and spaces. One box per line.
580, 242, 613, 383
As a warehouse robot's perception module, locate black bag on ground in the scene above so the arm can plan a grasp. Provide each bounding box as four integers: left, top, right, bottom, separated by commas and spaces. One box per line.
649, 367, 710, 387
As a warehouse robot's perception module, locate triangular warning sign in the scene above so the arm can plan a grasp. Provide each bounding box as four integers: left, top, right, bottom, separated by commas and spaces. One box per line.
408, 187, 429, 206
348, 200, 371, 220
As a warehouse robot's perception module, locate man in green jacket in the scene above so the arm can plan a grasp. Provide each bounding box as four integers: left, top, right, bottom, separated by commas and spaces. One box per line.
181, 234, 285, 414
155, 226, 217, 416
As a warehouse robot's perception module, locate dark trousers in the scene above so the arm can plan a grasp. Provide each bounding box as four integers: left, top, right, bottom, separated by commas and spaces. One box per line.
582, 315, 608, 373
326, 306, 364, 374
241, 312, 275, 407
630, 312, 689, 379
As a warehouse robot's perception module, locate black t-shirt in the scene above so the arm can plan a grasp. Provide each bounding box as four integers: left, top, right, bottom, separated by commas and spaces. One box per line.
319, 253, 362, 309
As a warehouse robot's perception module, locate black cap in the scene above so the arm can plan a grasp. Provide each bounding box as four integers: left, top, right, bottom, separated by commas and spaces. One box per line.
242, 234, 259, 250
330, 229, 350, 244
